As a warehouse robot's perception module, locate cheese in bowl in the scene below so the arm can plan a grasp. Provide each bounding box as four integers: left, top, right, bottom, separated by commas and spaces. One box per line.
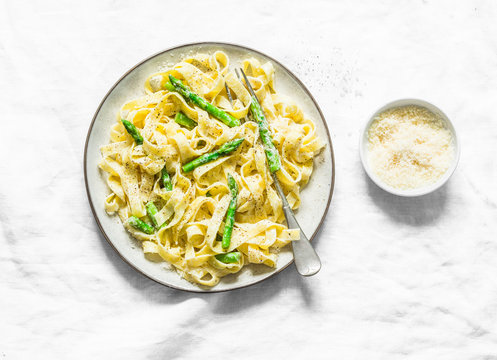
361, 100, 458, 196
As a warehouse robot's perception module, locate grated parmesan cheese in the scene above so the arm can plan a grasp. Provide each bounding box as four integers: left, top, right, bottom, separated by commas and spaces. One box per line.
367, 105, 454, 190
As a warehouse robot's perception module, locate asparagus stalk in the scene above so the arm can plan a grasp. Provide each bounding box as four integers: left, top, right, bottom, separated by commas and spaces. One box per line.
174, 112, 197, 130
164, 81, 175, 92
222, 174, 238, 249
128, 216, 154, 234
145, 202, 159, 228
215, 251, 241, 264
237, 69, 281, 173
182, 138, 244, 173
121, 119, 144, 145
160, 165, 173, 191
168, 75, 240, 128
249, 97, 281, 173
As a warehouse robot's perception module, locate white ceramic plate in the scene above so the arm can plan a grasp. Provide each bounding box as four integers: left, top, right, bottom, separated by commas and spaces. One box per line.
84, 42, 335, 292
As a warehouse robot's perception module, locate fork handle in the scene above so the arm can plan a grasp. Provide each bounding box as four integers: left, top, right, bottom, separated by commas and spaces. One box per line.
272, 175, 321, 276
282, 203, 322, 276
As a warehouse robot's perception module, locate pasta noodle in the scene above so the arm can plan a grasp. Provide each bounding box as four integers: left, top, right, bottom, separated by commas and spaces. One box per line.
99, 51, 325, 286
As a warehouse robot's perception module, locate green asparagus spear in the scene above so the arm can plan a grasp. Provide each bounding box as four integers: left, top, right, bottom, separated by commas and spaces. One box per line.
121, 119, 144, 145
215, 251, 241, 264
160, 165, 173, 191
174, 112, 197, 130
164, 81, 175, 92
249, 97, 281, 173
222, 174, 238, 249
128, 216, 154, 234
182, 138, 244, 173
168, 75, 240, 128
145, 202, 159, 228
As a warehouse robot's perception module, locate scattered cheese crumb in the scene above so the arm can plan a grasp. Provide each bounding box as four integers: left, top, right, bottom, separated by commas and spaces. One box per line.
367, 105, 454, 190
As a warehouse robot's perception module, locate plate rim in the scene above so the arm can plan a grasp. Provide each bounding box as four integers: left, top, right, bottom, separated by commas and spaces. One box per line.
83, 41, 336, 293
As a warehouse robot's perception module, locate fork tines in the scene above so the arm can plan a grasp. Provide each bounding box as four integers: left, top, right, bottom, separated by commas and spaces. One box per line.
225, 82, 234, 106
236, 68, 260, 103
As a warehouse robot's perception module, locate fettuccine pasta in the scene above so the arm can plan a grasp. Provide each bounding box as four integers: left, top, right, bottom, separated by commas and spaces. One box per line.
99, 51, 325, 286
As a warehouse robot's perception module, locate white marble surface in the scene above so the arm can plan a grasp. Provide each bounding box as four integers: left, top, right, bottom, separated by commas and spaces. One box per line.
1, 0, 497, 358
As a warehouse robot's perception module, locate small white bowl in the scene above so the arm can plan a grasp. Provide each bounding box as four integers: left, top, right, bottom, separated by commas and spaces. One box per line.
360, 98, 460, 197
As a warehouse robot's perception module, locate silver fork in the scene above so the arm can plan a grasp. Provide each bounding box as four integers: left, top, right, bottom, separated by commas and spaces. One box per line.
225, 82, 234, 105
232, 68, 321, 277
